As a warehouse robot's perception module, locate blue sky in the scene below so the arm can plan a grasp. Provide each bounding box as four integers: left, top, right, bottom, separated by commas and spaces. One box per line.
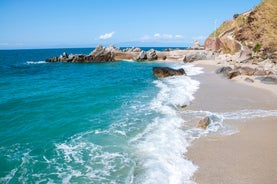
0, 0, 261, 49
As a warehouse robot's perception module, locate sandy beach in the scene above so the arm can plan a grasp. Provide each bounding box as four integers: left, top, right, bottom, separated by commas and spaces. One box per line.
186, 62, 277, 184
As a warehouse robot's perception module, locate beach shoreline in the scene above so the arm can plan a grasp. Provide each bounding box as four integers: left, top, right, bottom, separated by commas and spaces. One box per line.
186, 62, 277, 184
194, 59, 277, 96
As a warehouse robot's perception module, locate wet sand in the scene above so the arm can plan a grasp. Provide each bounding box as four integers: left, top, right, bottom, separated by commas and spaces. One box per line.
186, 64, 277, 184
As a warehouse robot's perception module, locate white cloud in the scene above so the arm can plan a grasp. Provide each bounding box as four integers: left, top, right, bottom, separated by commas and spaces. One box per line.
192, 35, 206, 41
175, 35, 184, 39
139, 33, 185, 42
140, 35, 151, 41
162, 34, 173, 39
99, 32, 115, 40
154, 33, 161, 37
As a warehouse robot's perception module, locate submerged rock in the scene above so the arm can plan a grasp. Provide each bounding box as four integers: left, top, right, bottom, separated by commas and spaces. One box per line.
152, 67, 186, 78
196, 116, 211, 129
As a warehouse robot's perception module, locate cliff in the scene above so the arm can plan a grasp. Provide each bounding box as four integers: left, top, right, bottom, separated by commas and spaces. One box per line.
205, 0, 277, 56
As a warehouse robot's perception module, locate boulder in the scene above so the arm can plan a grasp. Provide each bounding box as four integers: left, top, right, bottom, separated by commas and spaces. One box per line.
89, 45, 115, 62
147, 49, 158, 61
183, 50, 214, 63
152, 67, 186, 78
136, 51, 147, 61
227, 70, 241, 79
254, 69, 267, 76
237, 66, 255, 76
204, 37, 223, 51
196, 116, 211, 129
216, 66, 233, 74
245, 77, 255, 83
261, 76, 277, 84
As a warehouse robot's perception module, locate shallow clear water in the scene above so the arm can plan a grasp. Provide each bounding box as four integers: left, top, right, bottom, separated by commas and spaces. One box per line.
0, 48, 202, 183
2, 48, 277, 184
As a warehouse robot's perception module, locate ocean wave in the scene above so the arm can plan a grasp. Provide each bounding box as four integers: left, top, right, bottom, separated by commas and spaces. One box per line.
183, 109, 277, 136
130, 63, 201, 184
26, 61, 47, 65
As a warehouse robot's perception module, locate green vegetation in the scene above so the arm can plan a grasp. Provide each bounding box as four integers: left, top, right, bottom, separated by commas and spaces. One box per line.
253, 42, 262, 52
209, 0, 277, 52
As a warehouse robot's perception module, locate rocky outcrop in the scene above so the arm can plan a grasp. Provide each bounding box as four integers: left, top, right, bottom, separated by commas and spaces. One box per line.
183, 50, 215, 63
46, 45, 116, 63
189, 40, 204, 50
122, 47, 142, 52
205, 0, 277, 59
204, 36, 241, 55
152, 67, 186, 78
216, 65, 276, 80
196, 116, 211, 129
136, 49, 158, 61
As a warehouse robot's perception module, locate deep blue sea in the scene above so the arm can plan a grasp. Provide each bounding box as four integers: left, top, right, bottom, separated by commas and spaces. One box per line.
0, 48, 204, 183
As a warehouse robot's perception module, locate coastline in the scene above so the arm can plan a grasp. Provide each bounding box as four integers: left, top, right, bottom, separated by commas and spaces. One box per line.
193, 59, 277, 96
186, 62, 277, 184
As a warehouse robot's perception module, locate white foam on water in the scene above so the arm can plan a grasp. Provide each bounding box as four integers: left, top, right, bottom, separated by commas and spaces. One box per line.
53, 136, 132, 184
183, 109, 277, 137
26, 61, 47, 65
130, 63, 202, 184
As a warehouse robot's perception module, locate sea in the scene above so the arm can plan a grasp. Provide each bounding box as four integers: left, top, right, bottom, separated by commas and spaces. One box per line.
1, 48, 277, 184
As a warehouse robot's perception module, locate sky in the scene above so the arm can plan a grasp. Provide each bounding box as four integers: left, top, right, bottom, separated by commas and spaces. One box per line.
0, 0, 262, 49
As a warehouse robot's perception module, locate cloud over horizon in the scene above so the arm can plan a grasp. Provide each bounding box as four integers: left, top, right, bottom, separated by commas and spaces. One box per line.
141, 33, 184, 41
99, 32, 115, 40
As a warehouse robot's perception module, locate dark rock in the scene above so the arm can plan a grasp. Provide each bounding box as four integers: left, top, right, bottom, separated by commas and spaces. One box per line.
245, 77, 255, 83
162, 56, 167, 60
152, 67, 186, 78
196, 116, 211, 129
238, 66, 255, 76
261, 76, 277, 84
228, 71, 241, 79
216, 66, 232, 74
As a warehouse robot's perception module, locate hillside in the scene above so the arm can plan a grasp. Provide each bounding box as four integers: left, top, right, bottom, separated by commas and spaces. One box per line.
205, 0, 277, 55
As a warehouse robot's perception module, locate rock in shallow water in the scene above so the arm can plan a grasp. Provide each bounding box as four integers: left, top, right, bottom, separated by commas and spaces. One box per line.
196, 116, 211, 129
152, 67, 186, 78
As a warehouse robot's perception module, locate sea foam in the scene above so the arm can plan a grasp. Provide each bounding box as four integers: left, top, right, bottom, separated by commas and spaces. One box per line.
130, 63, 202, 184
26, 61, 47, 65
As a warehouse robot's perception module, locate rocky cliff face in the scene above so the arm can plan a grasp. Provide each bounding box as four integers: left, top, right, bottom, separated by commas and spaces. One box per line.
205, 0, 277, 56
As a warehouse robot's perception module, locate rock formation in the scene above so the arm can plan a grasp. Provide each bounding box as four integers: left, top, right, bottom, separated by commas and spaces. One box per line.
183, 50, 215, 63
204, 0, 277, 62
135, 49, 158, 61
46, 45, 116, 63
152, 67, 186, 78
196, 116, 211, 129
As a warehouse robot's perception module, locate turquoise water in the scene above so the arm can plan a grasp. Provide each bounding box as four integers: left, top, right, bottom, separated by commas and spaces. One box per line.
0, 48, 202, 183
2, 49, 277, 183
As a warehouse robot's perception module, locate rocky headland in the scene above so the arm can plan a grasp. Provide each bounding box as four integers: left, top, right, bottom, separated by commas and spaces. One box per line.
45, 0, 277, 85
